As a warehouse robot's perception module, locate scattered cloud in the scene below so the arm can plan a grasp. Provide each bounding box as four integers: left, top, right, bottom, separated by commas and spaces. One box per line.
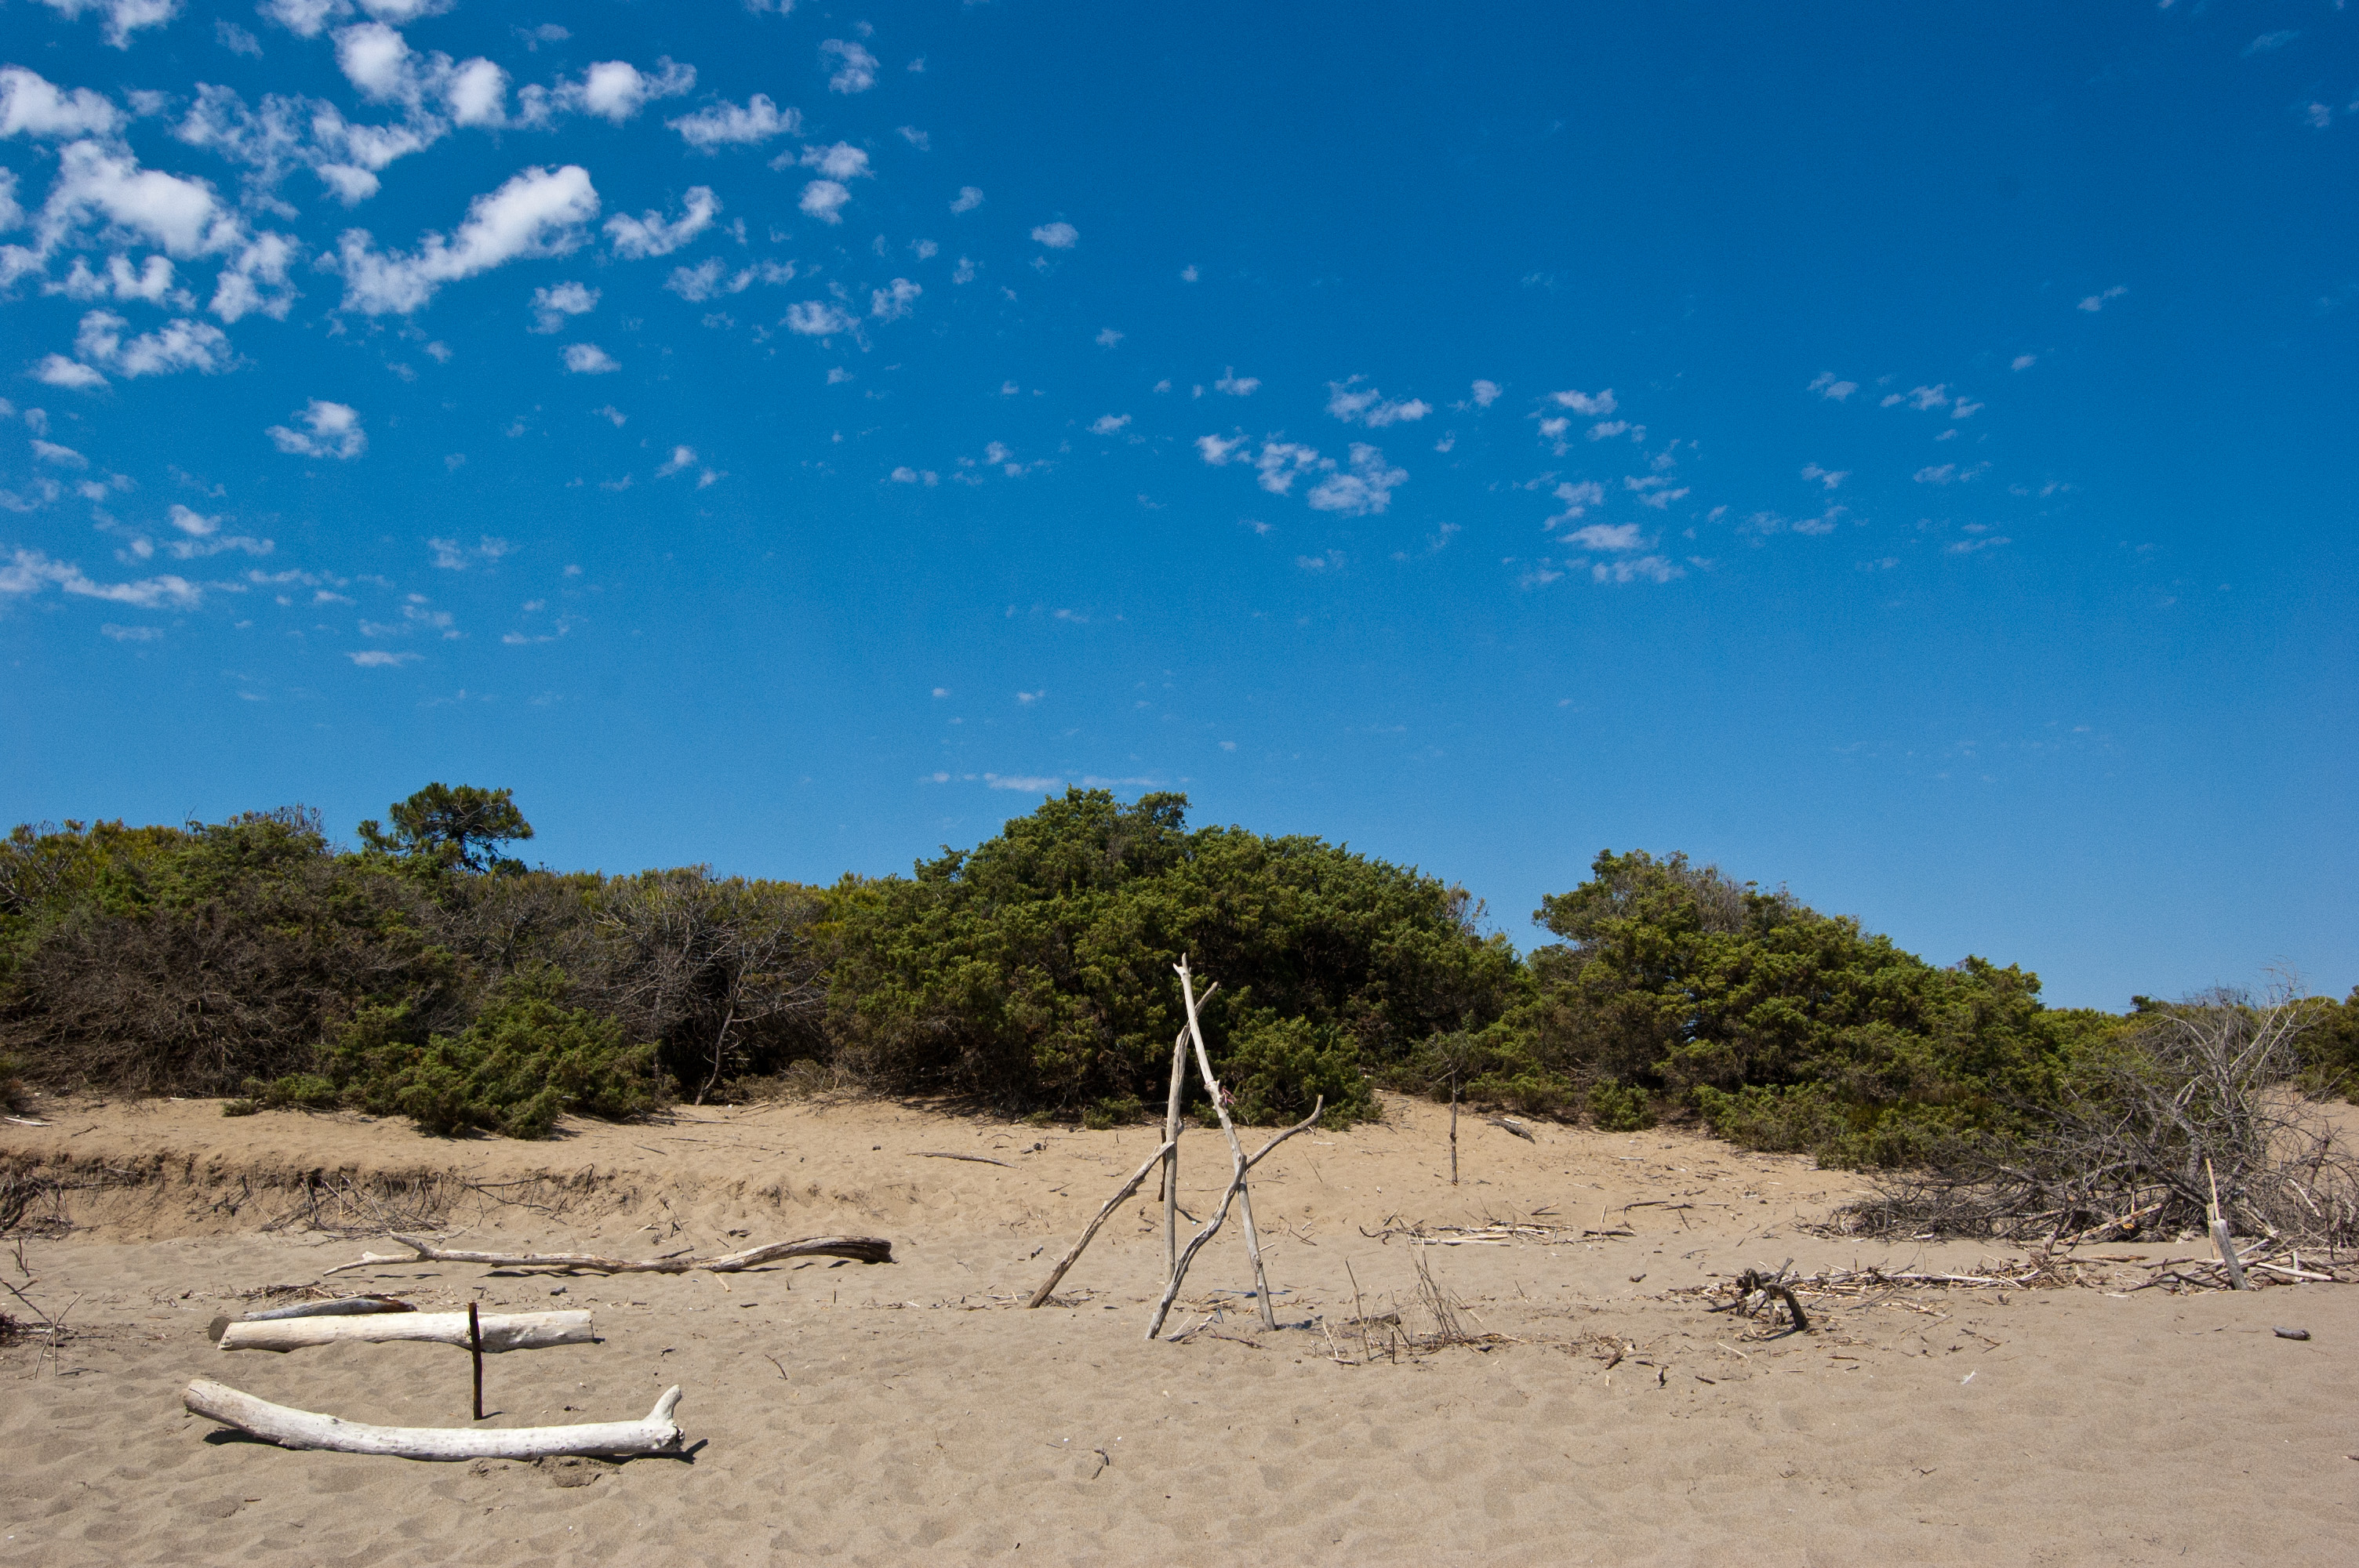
334, 165, 599, 314
0, 64, 125, 138
951, 186, 983, 213
821, 38, 880, 94
265, 398, 366, 459
1470, 379, 1501, 408
656, 445, 696, 476
2011, 354, 2037, 371
784, 299, 856, 336
28, 0, 180, 50
1030, 221, 1078, 249
1548, 387, 1616, 416
605, 186, 719, 259
1801, 463, 1847, 490
1089, 413, 1131, 435
66, 310, 231, 379
668, 95, 798, 151
527, 280, 598, 332
2077, 285, 2127, 313
1094, 327, 1123, 348
1913, 461, 1990, 485
871, 278, 921, 320
2, 546, 199, 609
1307, 443, 1406, 516
2243, 31, 2299, 56
1326, 378, 1430, 426
1808, 372, 1858, 401
562, 343, 618, 374
799, 179, 852, 223
347, 648, 420, 666
1216, 368, 1259, 397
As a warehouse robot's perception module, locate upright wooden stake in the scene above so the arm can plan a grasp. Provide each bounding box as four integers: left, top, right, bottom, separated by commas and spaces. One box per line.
467, 1300, 484, 1419
1161, 1024, 1187, 1285
1176, 956, 1278, 1332
2206, 1158, 2249, 1290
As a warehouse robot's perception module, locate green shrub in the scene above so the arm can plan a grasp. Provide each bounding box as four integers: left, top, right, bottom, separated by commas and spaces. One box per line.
1587, 1079, 1655, 1132
300, 969, 659, 1138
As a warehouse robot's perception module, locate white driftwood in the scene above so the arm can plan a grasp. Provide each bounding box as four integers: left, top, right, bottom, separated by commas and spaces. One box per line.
325, 1232, 892, 1277
184, 1379, 685, 1459
1144, 1096, 1324, 1340
1027, 1138, 1178, 1308
1177, 957, 1278, 1330
219, 1308, 593, 1354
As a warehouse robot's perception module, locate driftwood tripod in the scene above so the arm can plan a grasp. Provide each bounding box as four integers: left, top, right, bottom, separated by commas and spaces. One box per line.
1024, 956, 1321, 1339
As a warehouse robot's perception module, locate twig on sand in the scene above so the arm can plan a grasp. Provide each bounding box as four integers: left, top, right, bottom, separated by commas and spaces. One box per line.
913, 1152, 1013, 1168
323, 1232, 892, 1278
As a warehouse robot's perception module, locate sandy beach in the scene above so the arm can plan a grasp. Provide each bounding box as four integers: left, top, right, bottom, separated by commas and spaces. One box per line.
3, 1093, 2353, 1566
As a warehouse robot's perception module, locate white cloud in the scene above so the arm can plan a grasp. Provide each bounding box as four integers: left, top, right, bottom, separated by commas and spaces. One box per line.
31, 140, 242, 264
1030, 221, 1078, 249
1950, 397, 1983, 419
1912, 462, 1989, 485
2243, 31, 2299, 56
1253, 441, 1319, 494
33, 354, 107, 389
820, 39, 879, 94
1326, 377, 1430, 427
1808, 372, 1857, 401
951, 186, 983, 213
1882, 383, 1948, 411
784, 299, 855, 336
31, 0, 180, 51
1593, 555, 1681, 585
444, 57, 507, 127
347, 648, 419, 666
1195, 433, 1246, 466
53, 252, 177, 303
71, 310, 231, 377
656, 445, 696, 476
1565, 521, 1644, 552
2, 546, 199, 608
32, 438, 87, 468
668, 94, 798, 151
800, 141, 871, 180
1623, 474, 1687, 510
898, 125, 929, 150
2010, 354, 2037, 372
1801, 463, 1847, 490
529, 280, 598, 332
1470, 379, 1500, 407
1090, 413, 1131, 436
259, 0, 346, 38
592, 404, 625, 426
0, 67, 124, 139
562, 343, 618, 374
870, 277, 920, 320
266, 398, 365, 459
1306, 443, 1405, 516
605, 186, 718, 259
1550, 387, 1616, 416
2077, 285, 2126, 313
889, 466, 939, 486
569, 58, 696, 123
100, 622, 163, 641
798, 180, 851, 223
333, 164, 599, 314
1215, 368, 1259, 397
1545, 479, 1605, 524
210, 233, 300, 322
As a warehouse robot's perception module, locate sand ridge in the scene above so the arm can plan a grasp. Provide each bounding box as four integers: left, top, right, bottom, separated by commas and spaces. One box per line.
4, 1093, 2354, 1566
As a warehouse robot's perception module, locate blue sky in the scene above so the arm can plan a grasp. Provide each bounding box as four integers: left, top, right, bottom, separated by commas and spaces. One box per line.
2, 0, 2353, 1009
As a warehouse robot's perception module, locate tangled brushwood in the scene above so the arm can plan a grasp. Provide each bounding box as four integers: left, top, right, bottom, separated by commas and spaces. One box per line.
1835, 989, 2359, 1248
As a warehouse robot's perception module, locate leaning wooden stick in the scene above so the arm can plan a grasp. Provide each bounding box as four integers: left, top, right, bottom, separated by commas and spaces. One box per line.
325, 1233, 892, 1277
1161, 1025, 1187, 1284
1025, 1138, 1178, 1308
183, 1380, 686, 1460
1177, 957, 1278, 1330
467, 1301, 484, 1421
219, 1308, 592, 1355
2207, 1159, 2249, 1290
1145, 1097, 1323, 1340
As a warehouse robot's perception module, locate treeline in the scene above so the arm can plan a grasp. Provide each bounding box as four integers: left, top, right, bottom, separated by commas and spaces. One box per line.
2, 785, 2352, 1160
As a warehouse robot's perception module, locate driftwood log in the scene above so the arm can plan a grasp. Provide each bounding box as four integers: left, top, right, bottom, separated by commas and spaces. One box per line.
184, 1380, 686, 1460
1176, 957, 1279, 1330
325, 1233, 892, 1277
218, 1309, 593, 1354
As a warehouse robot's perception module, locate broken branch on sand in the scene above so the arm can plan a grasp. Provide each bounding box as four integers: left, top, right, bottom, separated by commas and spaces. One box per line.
1026, 1138, 1176, 1307
217, 1308, 593, 1354
183, 1380, 686, 1460
323, 1232, 892, 1277
912, 1152, 1013, 1167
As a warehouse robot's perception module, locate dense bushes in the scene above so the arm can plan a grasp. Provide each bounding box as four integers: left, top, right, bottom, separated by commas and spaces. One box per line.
5, 786, 2332, 1163
824, 789, 1520, 1124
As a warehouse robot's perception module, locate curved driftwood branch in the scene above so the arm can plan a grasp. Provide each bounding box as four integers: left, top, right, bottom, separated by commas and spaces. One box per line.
1176, 958, 1279, 1330
1026, 1138, 1177, 1308
219, 1308, 593, 1354
326, 1233, 892, 1278
241, 1295, 414, 1322
184, 1380, 685, 1460
1145, 1096, 1323, 1341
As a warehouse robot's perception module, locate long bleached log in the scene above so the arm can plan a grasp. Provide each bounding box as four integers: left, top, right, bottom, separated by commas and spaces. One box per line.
184, 1380, 685, 1460
325, 1232, 892, 1278
219, 1308, 593, 1354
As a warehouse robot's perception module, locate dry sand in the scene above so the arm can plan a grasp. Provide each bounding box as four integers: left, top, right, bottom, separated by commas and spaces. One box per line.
3, 1092, 2354, 1566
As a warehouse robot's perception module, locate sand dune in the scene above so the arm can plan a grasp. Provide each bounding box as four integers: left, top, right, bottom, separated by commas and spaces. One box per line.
4, 1093, 2354, 1566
